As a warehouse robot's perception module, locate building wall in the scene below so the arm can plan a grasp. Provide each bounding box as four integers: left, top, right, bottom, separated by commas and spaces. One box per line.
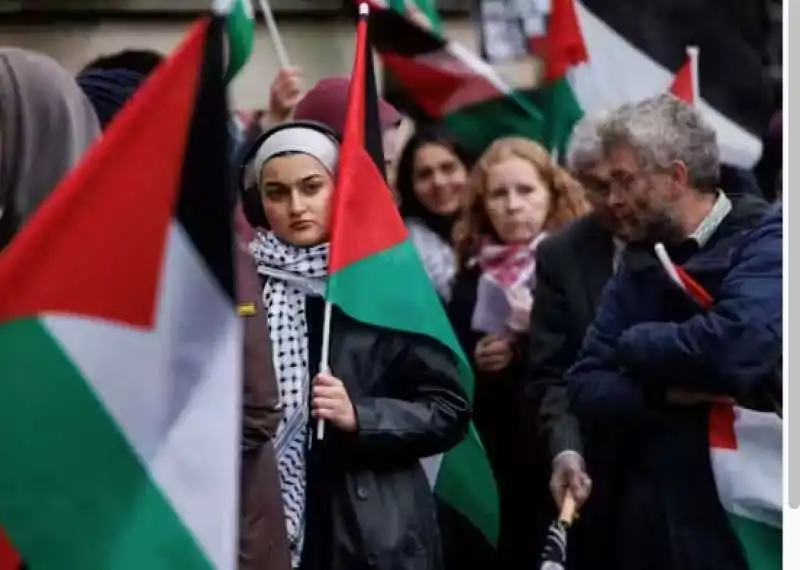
0, 17, 538, 110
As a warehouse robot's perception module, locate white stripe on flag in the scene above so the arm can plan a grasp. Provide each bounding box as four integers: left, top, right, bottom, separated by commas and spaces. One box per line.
44, 223, 242, 570
571, 2, 762, 168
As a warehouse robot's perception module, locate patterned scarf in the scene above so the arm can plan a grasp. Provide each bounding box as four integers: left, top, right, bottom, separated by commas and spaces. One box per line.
250, 231, 328, 569
406, 218, 457, 302
472, 232, 548, 291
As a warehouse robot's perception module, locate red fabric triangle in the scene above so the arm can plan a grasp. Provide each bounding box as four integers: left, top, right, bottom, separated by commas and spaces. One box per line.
0, 528, 20, 570
670, 59, 694, 104
544, 0, 589, 82
709, 403, 738, 450
328, 16, 407, 273
381, 52, 498, 118
0, 19, 208, 328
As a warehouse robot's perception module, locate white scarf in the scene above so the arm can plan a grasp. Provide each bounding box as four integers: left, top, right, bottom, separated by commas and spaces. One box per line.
250, 231, 328, 569
406, 218, 456, 302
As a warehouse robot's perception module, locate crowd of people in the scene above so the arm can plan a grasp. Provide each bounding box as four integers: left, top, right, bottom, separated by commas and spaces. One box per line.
0, 37, 782, 570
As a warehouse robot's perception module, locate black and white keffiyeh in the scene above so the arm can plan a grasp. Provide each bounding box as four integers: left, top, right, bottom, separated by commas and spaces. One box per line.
250, 231, 328, 569
406, 218, 456, 302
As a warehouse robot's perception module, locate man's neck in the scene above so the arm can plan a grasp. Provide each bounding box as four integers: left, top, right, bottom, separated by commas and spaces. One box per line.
676, 190, 718, 239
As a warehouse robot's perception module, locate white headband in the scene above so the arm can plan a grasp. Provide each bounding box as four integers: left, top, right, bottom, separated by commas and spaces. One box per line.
253, 126, 339, 185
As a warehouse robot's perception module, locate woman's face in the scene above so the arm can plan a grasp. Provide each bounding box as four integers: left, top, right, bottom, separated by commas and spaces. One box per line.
411, 142, 468, 216
484, 156, 551, 245
260, 153, 334, 247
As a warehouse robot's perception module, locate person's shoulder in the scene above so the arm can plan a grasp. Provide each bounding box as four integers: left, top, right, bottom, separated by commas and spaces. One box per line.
540, 214, 607, 256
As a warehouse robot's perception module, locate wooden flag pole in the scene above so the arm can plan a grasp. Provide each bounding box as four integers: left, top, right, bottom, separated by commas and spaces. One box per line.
257, 0, 290, 68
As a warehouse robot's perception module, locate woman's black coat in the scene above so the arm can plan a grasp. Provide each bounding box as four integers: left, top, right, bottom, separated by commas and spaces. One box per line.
301, 296, 471, 570
446, 268, 553, 570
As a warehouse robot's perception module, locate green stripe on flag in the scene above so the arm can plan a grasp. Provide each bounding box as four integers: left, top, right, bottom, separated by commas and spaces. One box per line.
443, 89, 548, 156
728, 514, 782, 570
0, 318, 212, 570
327, 239, 500, 545
389, 0, 442, 34
214, 0, 255, 81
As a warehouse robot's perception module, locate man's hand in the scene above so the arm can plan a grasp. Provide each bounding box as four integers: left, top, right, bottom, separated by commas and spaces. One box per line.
312, 372, 357, 432
267, 66, 303, 123
474, 334, 514, 373
550, 451, 592, 511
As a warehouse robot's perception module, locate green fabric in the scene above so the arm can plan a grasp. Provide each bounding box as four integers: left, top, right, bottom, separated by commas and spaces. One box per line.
215, 0, 254, 82
527, 77, 584, 162
389, 0, 443, 34
728, 514, 782, 570
0, 318, 212, 570
327, 238, 499, 544
443, 88, 547, 156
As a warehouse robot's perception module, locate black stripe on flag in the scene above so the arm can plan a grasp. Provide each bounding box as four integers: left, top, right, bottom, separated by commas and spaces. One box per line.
176, 15, 235, 303
369, 6, 448, 57
582, 0, 776, 135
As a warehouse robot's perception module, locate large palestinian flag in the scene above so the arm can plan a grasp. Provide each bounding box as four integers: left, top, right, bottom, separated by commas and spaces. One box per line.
536, 0, 775, 167
365, 0, 546, 155
0, 14, 242, 570
329, 0, 499, 555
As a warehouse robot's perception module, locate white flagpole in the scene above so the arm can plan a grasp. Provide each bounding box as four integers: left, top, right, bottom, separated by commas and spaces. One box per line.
316, 301, 333, 440
686, 45, 700, 106
257, 0, 291, 68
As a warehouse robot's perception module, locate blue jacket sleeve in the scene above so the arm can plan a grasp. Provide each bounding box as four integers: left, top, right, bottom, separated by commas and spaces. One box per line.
566, 266, 652, 423
617, 209, 782, 397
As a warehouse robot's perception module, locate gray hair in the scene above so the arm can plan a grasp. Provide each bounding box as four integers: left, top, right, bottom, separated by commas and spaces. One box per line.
565, 111, 609, 172
600, 94, 720, 191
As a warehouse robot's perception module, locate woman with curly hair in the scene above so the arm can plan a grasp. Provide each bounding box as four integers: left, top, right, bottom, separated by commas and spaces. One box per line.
448, 137, 589, 570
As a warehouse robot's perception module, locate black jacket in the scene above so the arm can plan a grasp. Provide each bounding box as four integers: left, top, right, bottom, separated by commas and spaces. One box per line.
526, 214, 615, 457
566, 195, 776, 570
302, 296, 470, 570
524, 214, 620, 570
447, 267, 552, 570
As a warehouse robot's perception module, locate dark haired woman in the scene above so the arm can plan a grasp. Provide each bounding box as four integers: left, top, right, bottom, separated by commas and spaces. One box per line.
243, 121, 470, 570
395, 126, 474, 302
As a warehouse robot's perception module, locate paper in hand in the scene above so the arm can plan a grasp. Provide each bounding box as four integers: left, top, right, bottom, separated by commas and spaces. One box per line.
471, 276, 511, 334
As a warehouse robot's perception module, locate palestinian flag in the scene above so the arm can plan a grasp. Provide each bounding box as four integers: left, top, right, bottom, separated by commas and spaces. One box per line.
536, 0, 587, 160
365, 0, 545, 155
328, 1, 499, 551
656, 247, 782, 570
389, 0, 442, 34
546, 0, 775, 167
710, 405, 782, 570
0, 15, 242, 570
669, 46, 699, 105
216, 0, 255, 81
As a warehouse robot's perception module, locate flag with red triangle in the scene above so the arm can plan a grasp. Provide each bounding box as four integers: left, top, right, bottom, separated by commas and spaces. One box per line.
670, 57, 695, 104
327, 2, 500, 551
365, 0, 545, 155
518, 0, 771, 167
538, 0, 588, 160
656, 247, 782, 570
0, 15, 241, 570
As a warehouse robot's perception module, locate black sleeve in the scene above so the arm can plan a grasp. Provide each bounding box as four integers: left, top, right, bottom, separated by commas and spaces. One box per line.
351, 332, 471, 465
526, 238, 583, 458
446, 269, 482, 367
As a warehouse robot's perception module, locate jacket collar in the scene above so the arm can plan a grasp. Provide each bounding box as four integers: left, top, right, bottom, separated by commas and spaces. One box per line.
623, 193, 771, 273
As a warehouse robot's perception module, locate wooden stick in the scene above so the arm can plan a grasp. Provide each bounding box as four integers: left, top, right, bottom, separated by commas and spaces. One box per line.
559, 492, 577, 525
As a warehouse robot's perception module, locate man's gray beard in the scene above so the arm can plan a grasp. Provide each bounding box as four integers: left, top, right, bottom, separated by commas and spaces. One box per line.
642, 207, 684, 244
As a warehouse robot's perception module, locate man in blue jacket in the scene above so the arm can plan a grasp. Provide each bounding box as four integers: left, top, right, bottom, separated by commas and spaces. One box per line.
566, 94, 782, 570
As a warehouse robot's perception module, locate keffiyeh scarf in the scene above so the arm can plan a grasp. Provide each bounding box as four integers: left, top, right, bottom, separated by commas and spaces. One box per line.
470, 233, 548, 333
250, 231, 328, 569
406, 218, 457, 302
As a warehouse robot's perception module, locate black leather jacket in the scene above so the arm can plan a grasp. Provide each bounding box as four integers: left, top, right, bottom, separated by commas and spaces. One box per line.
302, 297, 471, 570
